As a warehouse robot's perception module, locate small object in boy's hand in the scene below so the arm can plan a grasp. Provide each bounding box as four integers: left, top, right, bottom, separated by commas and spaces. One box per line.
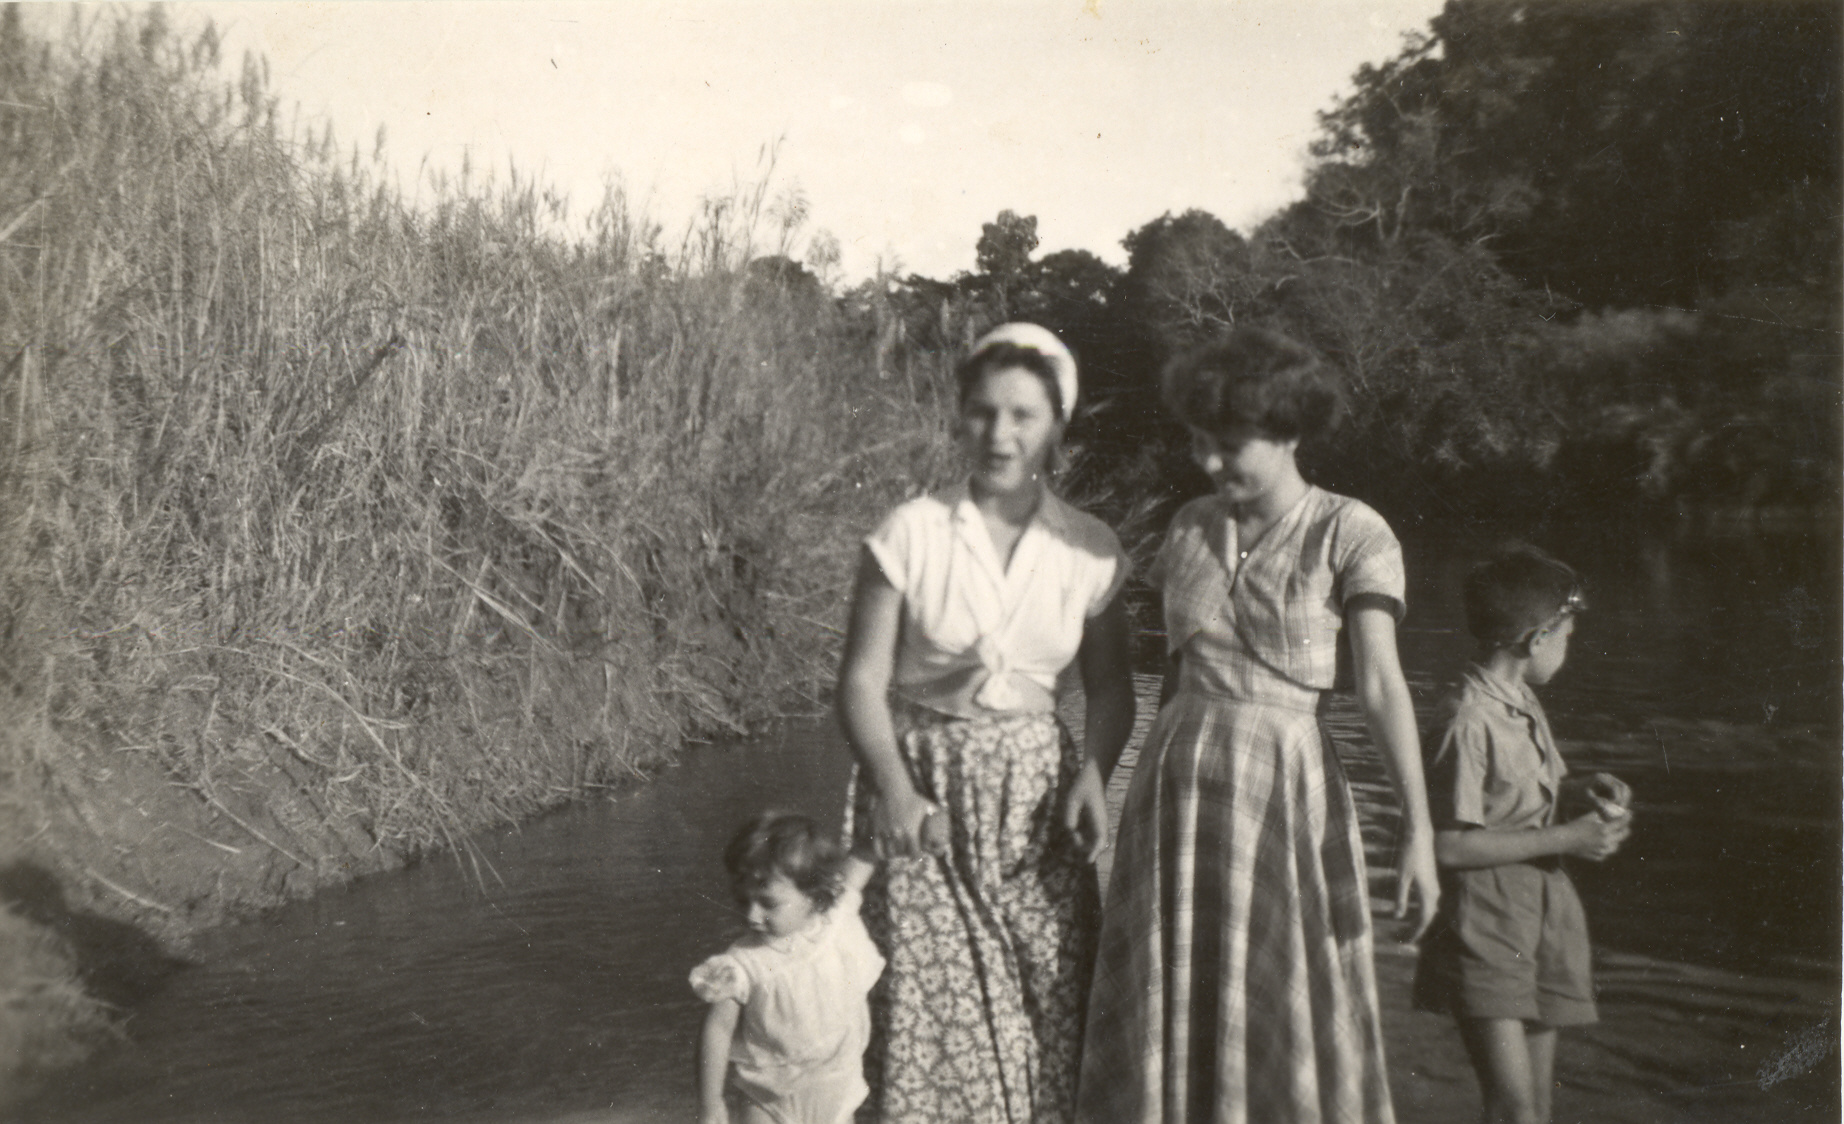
1586, 771, 1633, 809
1590, 793, 1630, 821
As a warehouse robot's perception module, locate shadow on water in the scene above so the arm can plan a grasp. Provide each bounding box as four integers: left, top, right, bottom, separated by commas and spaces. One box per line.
18, 518, 1840, 1122
0, 863, 190, 1012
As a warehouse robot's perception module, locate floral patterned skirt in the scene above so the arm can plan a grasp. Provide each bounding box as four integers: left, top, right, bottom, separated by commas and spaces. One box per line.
847, 703, 1100, 1124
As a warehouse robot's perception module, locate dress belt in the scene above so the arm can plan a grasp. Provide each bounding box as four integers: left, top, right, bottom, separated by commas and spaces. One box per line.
1172, 683, 1329, 717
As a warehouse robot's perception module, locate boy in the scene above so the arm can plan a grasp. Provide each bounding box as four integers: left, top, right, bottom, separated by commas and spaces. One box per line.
1413, 547, 1633, 1124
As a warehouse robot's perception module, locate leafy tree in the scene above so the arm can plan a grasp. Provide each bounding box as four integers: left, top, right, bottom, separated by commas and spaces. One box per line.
1023, 249, 1116, 320
1309, 0, 1841, 309
974, 209, 1039, 318
1117, 210, 1258, 348
975, 209, 1039, 279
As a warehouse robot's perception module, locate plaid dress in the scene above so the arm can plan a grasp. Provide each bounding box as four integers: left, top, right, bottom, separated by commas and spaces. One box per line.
1079, 487, 1405, 1124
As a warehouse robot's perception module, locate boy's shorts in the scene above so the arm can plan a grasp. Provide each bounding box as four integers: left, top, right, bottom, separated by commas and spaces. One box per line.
1413, 861, 1598, 1027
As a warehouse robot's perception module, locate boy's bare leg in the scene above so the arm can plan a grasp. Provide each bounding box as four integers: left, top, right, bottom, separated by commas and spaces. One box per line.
1458, 1017, 1542, 1124
1526, 1025, 1558, 1124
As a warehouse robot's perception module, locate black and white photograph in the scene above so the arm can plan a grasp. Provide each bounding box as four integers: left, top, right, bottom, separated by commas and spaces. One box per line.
0, 2, 1837, 1121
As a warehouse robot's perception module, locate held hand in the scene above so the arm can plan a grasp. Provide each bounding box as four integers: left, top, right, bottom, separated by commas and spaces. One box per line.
1061, 760, 1111, 864
918, 802, 951, 855
871, 787, 940, 860
1395, 829, 1441, 943
1566, 808, 1632, 861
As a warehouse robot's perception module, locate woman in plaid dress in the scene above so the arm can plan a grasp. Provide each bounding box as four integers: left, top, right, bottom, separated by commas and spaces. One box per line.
838, 324, 1136, 1123
1078, 329, 1439, 1124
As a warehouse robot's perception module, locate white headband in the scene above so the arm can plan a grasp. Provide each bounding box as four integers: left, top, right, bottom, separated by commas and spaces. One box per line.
969, 322, 1078, 421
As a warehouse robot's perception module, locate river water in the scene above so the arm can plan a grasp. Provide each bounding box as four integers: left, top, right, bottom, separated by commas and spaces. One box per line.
19, 518, 1841, 1122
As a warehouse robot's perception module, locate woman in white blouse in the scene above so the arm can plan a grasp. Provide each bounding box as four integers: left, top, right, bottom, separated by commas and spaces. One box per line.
837, 323, 1136, 1124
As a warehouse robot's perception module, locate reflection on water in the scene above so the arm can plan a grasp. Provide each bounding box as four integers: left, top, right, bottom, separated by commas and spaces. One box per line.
20, 521, 1840, 1122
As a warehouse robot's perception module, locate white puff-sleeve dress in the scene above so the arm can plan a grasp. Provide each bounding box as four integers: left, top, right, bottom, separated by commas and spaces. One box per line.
690, 886, 886, 1124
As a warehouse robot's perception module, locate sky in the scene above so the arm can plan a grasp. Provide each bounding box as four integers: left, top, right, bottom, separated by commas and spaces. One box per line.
155, 1, 1448, 281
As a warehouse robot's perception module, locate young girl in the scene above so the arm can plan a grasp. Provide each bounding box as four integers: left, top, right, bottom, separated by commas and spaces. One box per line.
691, 812, 883, 1124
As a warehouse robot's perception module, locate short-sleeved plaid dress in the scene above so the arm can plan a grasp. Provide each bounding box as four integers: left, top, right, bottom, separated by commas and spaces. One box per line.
1078, 487, 1405, 1124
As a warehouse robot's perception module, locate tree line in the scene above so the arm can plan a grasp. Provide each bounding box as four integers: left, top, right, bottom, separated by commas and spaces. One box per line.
845, 0, 1840, 527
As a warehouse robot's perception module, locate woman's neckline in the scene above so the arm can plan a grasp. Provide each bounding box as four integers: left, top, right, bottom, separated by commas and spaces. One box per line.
966, 476, 1046, 574
1225, 483, 1315, 556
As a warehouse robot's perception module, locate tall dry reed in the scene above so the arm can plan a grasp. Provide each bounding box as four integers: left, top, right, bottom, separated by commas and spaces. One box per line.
0, 6, 961, 922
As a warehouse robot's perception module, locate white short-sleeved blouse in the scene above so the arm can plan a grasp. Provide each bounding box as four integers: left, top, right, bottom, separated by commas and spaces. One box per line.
865, 482, 1129, 718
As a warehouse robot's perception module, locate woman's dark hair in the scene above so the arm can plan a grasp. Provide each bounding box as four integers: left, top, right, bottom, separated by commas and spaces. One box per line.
955, 341, 1065, 421
1462, 545, 1586, 648
1161, 327, 1343, 442
723, 811, 845, 911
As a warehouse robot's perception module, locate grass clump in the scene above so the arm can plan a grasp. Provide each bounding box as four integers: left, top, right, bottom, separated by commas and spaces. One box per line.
0, 0, 961, 983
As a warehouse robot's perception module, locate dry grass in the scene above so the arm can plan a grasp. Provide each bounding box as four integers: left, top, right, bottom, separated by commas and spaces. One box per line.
0, 5, 964, 912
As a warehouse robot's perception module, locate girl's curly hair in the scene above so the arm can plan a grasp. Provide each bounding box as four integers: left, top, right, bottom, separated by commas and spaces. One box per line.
723, 811, 846, 911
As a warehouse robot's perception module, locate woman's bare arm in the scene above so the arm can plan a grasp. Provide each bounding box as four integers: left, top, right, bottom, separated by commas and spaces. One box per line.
836, 548, 935, 858
1347, 595, 1440, 939
1063, 594, 1136, 861
1076, 594, 1136, 778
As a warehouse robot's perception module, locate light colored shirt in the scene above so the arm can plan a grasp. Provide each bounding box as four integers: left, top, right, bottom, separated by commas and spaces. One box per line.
1153, 486, 1405, 695
865, 482, 1128, 717
1425, 665, 1568, 833
689, 887, 886, 1109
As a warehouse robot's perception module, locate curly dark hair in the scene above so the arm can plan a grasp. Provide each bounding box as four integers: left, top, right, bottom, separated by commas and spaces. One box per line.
1463, 545, 1587, 649
1161, 327, 1343, 442
955, 341, 1065, 421
722, 811, 846, 911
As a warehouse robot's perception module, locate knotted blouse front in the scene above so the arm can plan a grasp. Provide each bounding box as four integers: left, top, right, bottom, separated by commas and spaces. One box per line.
865, 482, 1128, 718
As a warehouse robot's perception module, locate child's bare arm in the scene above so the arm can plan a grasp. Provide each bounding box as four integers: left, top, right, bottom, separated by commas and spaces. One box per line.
1437, 811, 1632, 869
698, 998, 741, 1124
841, 851, 876, 894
